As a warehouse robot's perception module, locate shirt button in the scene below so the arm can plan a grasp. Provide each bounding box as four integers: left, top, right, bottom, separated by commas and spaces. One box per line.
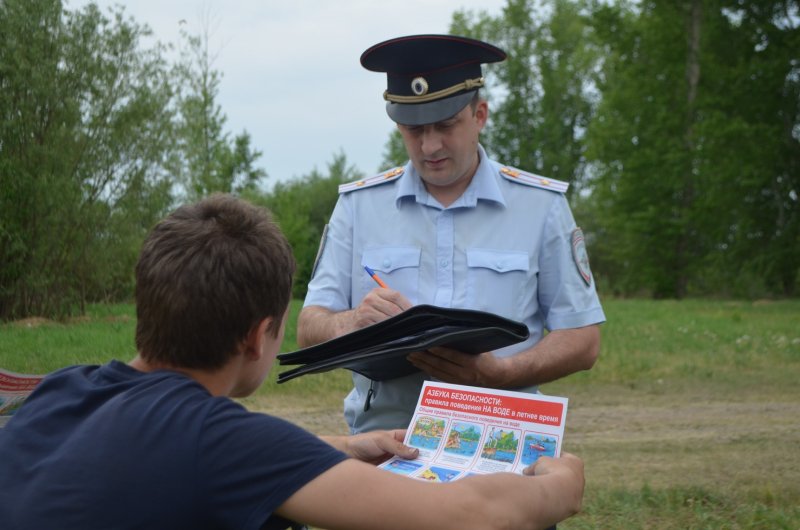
496, 262, 504, 270
382, 259, 391, 269
440, 259, 448, 268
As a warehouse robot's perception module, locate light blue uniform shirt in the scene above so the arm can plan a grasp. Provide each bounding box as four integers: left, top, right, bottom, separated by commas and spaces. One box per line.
304, 145, 605, 433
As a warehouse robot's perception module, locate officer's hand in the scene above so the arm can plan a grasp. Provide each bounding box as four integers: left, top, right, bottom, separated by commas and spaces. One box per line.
350, 288, 412, 330
407, 346, 509, 387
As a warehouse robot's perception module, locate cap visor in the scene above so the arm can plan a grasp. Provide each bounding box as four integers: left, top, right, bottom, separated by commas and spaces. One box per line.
386, 91, 475, 126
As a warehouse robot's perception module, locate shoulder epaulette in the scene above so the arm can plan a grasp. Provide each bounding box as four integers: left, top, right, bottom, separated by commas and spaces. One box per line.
499, 166, 569, 193
338, 167, 405, 194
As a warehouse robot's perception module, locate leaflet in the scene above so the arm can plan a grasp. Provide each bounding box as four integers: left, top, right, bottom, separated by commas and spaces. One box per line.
0, 369, 44, 427
379, 381, 568, 482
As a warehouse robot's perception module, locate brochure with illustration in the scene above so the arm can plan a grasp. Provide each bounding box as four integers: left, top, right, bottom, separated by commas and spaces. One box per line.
379, 381, 568, 482
0, 369, 44, 427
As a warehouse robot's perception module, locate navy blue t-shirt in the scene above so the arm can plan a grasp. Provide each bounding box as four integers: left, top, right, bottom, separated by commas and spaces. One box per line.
0, 361, 348, 529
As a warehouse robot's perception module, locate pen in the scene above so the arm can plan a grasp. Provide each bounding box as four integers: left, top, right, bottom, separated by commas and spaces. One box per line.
363, 265, 388, 288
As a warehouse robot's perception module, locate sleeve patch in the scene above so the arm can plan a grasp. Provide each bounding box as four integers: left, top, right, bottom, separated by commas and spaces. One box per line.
310, 224, 329, 280
571, 227, 593, 286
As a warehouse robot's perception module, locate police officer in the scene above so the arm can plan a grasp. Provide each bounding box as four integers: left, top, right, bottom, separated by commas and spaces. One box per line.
298, 34, 605, 434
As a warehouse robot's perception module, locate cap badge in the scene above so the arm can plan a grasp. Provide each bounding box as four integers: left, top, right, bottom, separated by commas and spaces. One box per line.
411, 77, 429, 96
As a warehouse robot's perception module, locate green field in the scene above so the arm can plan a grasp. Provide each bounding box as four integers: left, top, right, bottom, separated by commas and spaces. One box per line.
2, 299, 799, 529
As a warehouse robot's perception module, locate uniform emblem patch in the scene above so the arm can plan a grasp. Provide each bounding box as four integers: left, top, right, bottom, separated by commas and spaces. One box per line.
571, 228, 592, 286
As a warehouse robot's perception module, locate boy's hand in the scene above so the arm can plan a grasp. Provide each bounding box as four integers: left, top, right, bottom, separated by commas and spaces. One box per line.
344, 429, 419, 465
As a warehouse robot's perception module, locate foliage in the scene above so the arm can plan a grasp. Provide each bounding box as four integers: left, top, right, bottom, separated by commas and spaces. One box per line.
582, 2, 697, 297
452, 0, 799, 298
452, 0, 598, 195
584, 0, 800, 297
380, 129, 408, 170
168, 24, 266, 201
2, 0, 799, 321
0, 0, 174, 320
248, 152, 362, 299
0, 1, 271, 321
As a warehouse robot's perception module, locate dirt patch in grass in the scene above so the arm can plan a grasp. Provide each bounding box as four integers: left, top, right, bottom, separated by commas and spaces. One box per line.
245, 383, 800, 503
9, 317, 54, 328
241, 393, 350, 435
568, 397, 799, 499
7, 314, 132, 327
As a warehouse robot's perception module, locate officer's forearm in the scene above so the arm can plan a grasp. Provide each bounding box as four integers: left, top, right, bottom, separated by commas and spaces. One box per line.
297, 305, 356, 347
503, 325, 601, 387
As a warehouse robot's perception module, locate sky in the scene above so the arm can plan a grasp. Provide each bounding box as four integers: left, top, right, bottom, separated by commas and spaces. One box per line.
66, 0, 510, 187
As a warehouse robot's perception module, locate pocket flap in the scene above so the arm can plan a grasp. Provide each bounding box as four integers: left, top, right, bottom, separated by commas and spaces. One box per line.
466, 249, 529, 273
362, 247, 421, 273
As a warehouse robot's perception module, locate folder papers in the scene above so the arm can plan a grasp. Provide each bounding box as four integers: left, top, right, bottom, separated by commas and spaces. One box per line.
277, 305, 529, 383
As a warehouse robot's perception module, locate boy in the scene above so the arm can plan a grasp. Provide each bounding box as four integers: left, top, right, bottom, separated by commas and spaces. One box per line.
0, 194, 584, 529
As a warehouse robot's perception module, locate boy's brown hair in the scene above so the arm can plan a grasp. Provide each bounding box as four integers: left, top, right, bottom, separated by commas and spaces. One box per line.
135, 194, 296, 370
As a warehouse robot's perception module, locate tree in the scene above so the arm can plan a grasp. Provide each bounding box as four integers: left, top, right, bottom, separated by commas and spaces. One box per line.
250, 152, 363, 299
451, 0, 598, 195
381, 129, 408, 170
702, 0, 800, 296
583, 1, 701, 297
170, 22, 265, 201
0, 0, 174, 319
584, 0, 800, 297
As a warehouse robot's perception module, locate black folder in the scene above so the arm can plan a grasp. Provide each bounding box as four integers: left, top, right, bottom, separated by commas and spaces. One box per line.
277, 304, 529, 383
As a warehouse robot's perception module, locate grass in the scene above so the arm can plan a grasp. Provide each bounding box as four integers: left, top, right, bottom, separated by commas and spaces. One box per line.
0, 303, 137, 371
2, 298, 799, 529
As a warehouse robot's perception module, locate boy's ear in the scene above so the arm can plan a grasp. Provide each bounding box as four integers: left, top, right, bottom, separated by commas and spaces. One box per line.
243, 317, 273, 360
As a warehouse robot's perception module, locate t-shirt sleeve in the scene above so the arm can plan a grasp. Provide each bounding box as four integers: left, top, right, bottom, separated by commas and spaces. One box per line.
196, 399, 349, 530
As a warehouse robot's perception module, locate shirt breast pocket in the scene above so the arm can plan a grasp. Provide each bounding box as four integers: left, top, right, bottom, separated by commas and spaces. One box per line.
465, 249, 530, 318
360, 247, 421, 304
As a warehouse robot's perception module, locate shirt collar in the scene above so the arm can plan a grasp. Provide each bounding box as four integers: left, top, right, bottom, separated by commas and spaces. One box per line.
395, 144, 507, 208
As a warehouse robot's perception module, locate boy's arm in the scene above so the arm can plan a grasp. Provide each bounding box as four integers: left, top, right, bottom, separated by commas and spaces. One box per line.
276, 452, 584, 530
